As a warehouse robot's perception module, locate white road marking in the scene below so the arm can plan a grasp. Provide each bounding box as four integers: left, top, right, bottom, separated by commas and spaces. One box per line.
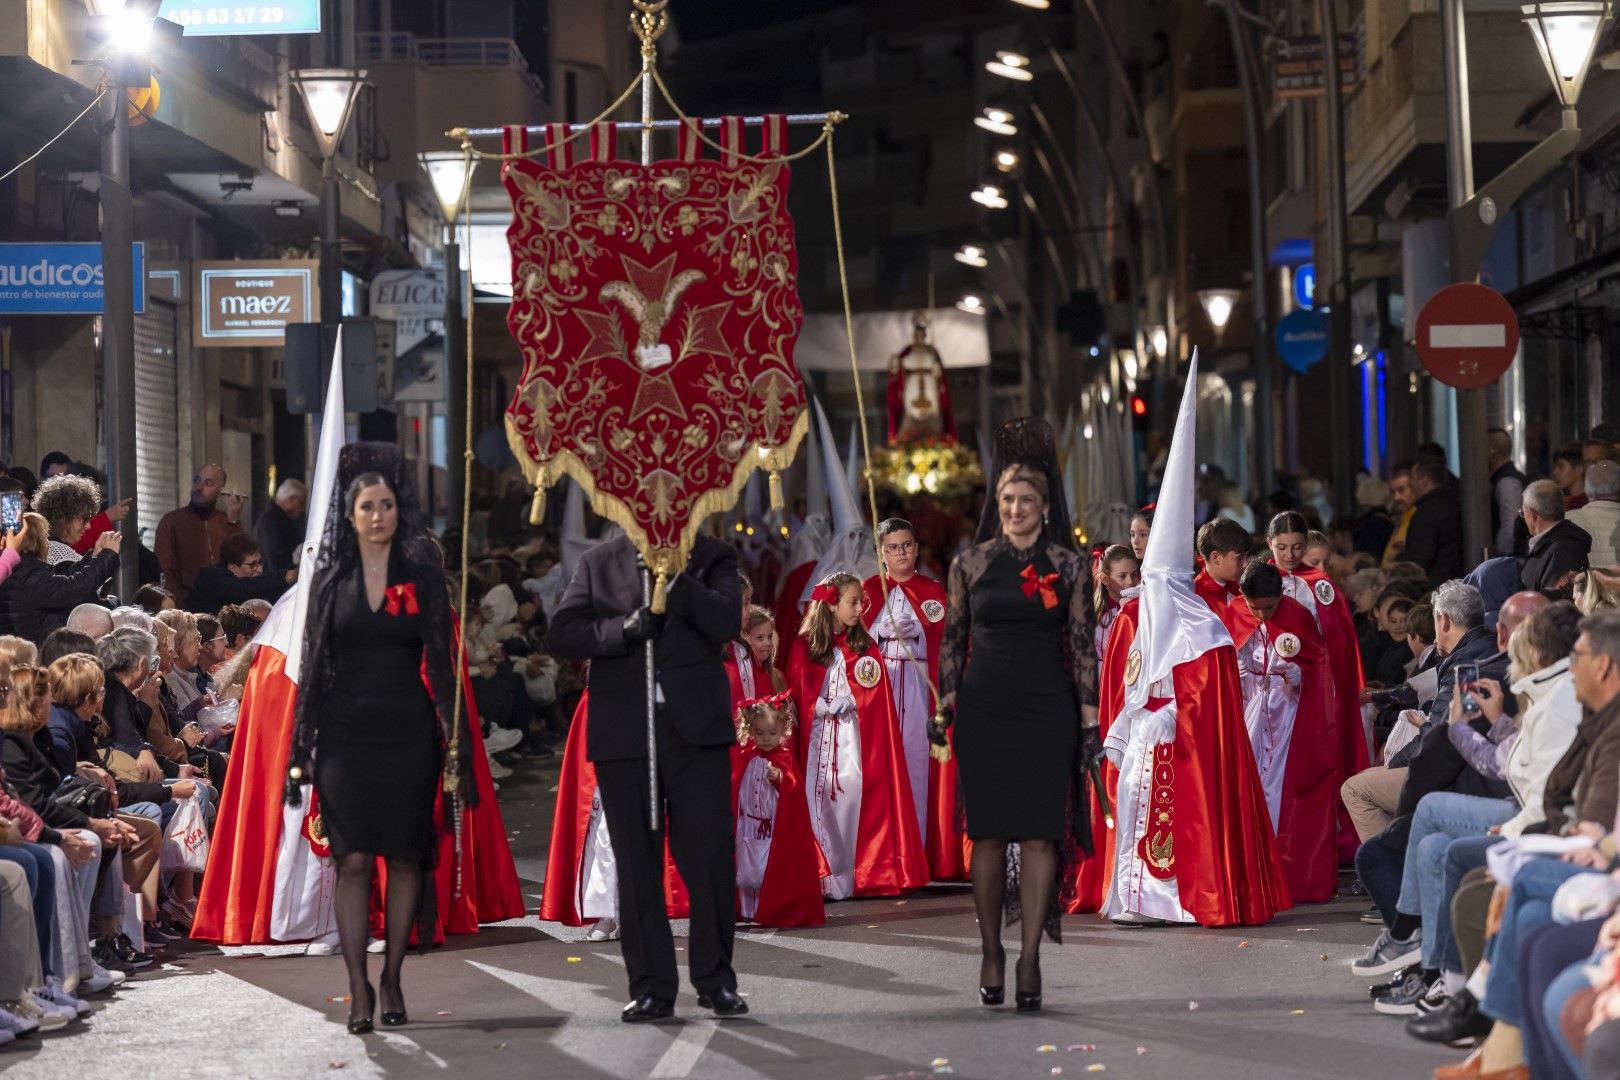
379, 1030, 449, 1068
648, 1018, 719, 1078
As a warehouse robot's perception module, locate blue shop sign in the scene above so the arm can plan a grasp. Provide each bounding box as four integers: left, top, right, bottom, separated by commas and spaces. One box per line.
156, 0, 321, 36
1275, 309, 1329, 373
1293, 262, 1316, 310
0, 243, 146, 315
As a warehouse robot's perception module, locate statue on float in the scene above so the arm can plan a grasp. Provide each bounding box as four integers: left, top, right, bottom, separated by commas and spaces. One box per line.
886, 314, 957, 444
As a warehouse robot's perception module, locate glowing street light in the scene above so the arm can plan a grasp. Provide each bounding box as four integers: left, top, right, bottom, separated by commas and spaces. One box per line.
993, 149, 1021, 173
418, 150, 478, 225
987, 50, 1034, 81
954, 244, 989, 268
1520, 2, 1613, 108
290, 67, 368, 159
956, 294, 987, 315
973, 106, 1019, 137
970, 183, 1009, 210
1198, 288, 1241, 340
1009, 0, 1051, 8
1148, 325, 1169, 360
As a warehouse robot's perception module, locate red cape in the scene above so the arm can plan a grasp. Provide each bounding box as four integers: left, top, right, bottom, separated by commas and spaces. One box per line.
1224, 596, 1340, 902
861, 573, 966, 881
731, 741, 827, 927
194, 624, 524, 944
772, 562, 816, 676
1067, 599, 1134, 914
1194, 569, 1239, 622
1289, 566, 1369, 863
786, 635, 930, 896
538, 692, 690, 925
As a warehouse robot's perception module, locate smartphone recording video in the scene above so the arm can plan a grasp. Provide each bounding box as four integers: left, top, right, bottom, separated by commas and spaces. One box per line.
1456, 662, 1481, 716
0, 492, 21, 535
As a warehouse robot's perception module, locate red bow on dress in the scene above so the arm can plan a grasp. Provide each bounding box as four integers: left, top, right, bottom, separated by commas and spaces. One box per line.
384, 583, 420, 617
1020, 564, 1060, 609
809, 582, 840, 605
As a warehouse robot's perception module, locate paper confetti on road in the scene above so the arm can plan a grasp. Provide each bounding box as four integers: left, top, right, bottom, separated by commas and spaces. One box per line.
1085, 1066, 1106, 1074
1136, 1047, 1147, 1056
931, 1060, 949, 1068
566, 956, 582, 964
436, 1010, 453, 1016
1067, 1044, 1095, 1052
1188, 1001, 1200, 1011
328, 1064, 347, 1071
1238, 941, 1250, 948
1051, 1069, 1063, 1076
1320, 954, 1330, 961
326, 995, 350, 1003
1290, 1009, 1306, 1015
1037, 1044, 1057, 1053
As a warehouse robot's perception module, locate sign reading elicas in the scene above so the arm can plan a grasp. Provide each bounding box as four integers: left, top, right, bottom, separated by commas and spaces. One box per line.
156, 0, 321, 36
0, 243, 146, 315
369, 269, 444, 356
193, 260, 318, 346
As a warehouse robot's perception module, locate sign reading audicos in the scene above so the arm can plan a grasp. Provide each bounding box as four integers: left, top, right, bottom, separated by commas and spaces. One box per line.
0, 243, 146, 315
193, 260, 319, 346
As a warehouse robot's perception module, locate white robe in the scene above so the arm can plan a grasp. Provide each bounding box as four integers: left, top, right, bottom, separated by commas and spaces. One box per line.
1236, 625, 1304, 830
1102, 676, 1195, 923
804, 659, 863, 900
579, 791, 619, 920
735, 756, 779, 920
731, 641, 758, 700
870, 588, 929, 839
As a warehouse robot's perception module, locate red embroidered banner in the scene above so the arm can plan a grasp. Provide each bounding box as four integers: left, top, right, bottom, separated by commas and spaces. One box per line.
503, 117, 807, 577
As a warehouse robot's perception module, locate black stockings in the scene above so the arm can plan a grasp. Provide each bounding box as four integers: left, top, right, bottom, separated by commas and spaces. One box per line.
334, 852, 424, 1022
970, 840, 1008, 988
1016, 840, 1056, 995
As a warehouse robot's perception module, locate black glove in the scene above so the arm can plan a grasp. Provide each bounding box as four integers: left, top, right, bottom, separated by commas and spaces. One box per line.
1080, 725, 1105, 770
622, 606, 665, 646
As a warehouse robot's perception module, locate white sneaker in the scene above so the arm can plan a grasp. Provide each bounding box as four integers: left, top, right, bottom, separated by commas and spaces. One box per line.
484, 727, 523, 752
27, 989, 77, 1024
10, 995, 69, 1032
42, 977, 90, 1017
91, 963, 125, 989
0, 1004, 39, 1036
0, 1028, 13, 1046
586, 918, 620, 942
486, 755, 513, 779
305, 931, 341, 957
83, 966, 114, 994
367, 938, 386, 955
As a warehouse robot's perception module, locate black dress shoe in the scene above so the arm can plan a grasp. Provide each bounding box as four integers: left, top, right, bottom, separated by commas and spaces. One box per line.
348, 985, 375, 1035
696, 987, 749, 1016
621, 995, 676, 1023
979, 985, 1004, 1006
1405, 989, 1493, 1045
1015, 957, 1042, 1012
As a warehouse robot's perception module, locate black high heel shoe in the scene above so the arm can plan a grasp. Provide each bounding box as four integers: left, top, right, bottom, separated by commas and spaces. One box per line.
1015, 956, 1042, 1012
348, 985, 375, 1035
979, 944, 1006, 1006
380, 980, 408, 1027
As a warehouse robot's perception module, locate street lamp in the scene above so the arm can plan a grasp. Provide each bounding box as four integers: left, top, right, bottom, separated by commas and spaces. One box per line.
1198, 288, 1240, 340
993, 149, 1021, 173
956, 294, 987, 315
974, 106, 1019, 137
954, 244, 989, 268
1520, 2, 1612, 108
970, 183, 1009, 210
1148, 325, 1169, 362
1009, 0, 1051, 7
419, 149, 478, 526
986, 50, 1034, 82
291, 67, 367, 333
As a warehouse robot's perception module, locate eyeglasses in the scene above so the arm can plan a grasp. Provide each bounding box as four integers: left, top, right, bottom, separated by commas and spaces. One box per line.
0, 684, 10, 703
239, 559, 263, 571
882, 542, 918, 555
206, 635, 227, 644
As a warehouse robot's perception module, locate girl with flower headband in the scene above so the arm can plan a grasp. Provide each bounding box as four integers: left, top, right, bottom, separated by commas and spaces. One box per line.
786, 571, 928, 900
1092, 545, 1141, 662
731, 692, 826, 927
724, 605, 786, 718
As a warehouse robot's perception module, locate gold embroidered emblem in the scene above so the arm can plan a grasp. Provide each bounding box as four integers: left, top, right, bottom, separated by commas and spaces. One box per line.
1124, 649, 1143, 686
853, 656, 883, 690
921, 599, 945, 623
1276, 632, 1301, 659
1313, 579, 1335, 606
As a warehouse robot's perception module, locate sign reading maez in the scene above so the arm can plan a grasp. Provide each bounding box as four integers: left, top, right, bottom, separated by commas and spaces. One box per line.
193, 260, 319, 347
0, 242, 146, 315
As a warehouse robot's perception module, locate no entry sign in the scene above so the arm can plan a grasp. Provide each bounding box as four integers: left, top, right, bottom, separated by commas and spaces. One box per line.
1415, 283, 1520, 390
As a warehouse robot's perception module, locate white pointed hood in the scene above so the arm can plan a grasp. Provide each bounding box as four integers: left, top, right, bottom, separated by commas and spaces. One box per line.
803, 406, 828, 523
801, 396, 877, 604
1118, 350, 1231, 719
844, 422, 860, 495
256, 330, 348, 683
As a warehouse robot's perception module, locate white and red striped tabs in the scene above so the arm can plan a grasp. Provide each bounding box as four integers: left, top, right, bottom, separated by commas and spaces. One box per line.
677, 117, 704, 162
1427, 323, 1509, 349
543, 123, 573, 169
760, 114, 787, 158
501, 124, 529, 169
589, 121, 617, 163
718, 116, 743, 167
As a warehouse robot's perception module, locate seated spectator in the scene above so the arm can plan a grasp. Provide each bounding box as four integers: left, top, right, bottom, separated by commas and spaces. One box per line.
1575, 566, 1620, 616
1569, 460, 1620, 570
154, 610, 204, 715
183, 535, 292, 616
132, 584, 175, 615
1354, 477, 1396, 559
108, 606, 152, 634
1369, 591, 1418, 688
215, 604, 263, 656
1388, 560, 1432, 587
194, 614, 226, 684
63, 603, 112, 640
38, 629, 94, 667
30, 474, 102, 567
1522, 479, 1593, 594
240, 597, 272, 622
1467, 556, 1525, 631
0, 514, 119, 645
252, 478, 306, 578
0, 636, 36, 671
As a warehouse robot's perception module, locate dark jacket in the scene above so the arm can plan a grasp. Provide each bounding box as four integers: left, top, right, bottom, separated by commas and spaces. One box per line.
1521, 519, 1591, 594
1353, 509, 1395, 561
1403, 486, 1465, 588
1541, 693, 1620, 834
45, 704, 98, 778
252, 501, 303, 578
547, 535, 742, 762
184, 562, 289, 615
0, 550, 119, 644
1389, 625, 1513, 823
2, 728, 89, 831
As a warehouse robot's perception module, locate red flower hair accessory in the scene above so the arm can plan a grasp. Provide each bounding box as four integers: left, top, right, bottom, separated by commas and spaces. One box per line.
809, 582, 840, 605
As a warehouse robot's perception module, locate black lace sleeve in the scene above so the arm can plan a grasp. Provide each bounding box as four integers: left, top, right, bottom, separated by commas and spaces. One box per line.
1055, 544, 1098, 717
939, 547, 974, 701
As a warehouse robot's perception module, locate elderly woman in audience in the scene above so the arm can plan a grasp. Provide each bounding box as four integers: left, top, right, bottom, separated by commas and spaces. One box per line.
132, 585, 176, 615
1574, 567, 1620, 616
0, 513, 119, 645
156, 610, 205, 713
31, 474, 103, 568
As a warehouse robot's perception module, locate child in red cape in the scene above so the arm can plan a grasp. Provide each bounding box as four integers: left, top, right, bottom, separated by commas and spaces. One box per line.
732, 692, 826, 927
786, 571, 928, 899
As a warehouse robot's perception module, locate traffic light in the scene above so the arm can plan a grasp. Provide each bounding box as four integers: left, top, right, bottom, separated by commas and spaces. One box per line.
1130, 392, 1148, 431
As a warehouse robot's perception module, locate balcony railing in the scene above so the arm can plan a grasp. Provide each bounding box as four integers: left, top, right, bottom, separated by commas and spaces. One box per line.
354, 32, 546, 102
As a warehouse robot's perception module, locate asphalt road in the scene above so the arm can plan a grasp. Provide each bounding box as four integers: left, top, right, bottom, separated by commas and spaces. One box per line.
2, 756, 1461, 1080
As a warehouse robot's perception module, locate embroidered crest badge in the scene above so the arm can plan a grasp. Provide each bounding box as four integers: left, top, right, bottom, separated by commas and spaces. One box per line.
1313, 579, 1335, 606
1124, 649, 1143, 686
1276, 632, 1301, 659
921, 599, 945, 623
853, 656, 883, 689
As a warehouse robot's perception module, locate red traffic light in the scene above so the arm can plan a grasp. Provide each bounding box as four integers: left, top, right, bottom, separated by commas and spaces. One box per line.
1130, 395, 1146, 417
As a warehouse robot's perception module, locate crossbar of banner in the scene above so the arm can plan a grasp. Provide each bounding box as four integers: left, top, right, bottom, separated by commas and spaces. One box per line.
456, 112, 841, 138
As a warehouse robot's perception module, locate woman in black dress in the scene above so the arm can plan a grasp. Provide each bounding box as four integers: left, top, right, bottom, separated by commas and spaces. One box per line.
936, 418, 1100, 1012
286, 444, 468, 1034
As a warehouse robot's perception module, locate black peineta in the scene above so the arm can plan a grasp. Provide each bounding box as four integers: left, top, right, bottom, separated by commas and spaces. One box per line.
975, 416, 1078, 551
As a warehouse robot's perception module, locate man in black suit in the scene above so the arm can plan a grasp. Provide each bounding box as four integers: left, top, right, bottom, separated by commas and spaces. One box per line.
547, 533, 746, 1023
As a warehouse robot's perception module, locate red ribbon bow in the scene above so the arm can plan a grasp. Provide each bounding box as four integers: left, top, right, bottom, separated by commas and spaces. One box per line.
384, 583, 420, 617
738, 689, 794, 713
1020, 564, 1060, 609
809, 582, 840, 605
